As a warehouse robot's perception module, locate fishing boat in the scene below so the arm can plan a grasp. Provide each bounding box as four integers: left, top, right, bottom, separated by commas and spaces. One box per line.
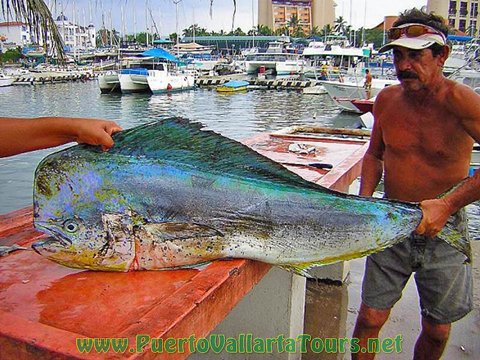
320, 78, 397, 113
351, 98, 375, 114
216, 80, 249, 93
0, 73, 14, 87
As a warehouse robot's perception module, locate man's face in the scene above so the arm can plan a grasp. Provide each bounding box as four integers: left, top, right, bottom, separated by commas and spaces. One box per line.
392, 46, 445, 91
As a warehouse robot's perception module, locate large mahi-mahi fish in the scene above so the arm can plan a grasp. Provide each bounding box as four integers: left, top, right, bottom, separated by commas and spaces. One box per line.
32, 118, 470, 275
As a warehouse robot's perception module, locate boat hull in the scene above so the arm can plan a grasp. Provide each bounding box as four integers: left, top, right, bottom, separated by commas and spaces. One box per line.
320, 79, 397, 113
98, 72, 120, 93
0, 77, 14, 87
147, 70, 195, 94
118, 74, 150, 93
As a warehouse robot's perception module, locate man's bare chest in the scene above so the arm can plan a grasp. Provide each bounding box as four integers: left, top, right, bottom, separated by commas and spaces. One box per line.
382, 111, 472, 162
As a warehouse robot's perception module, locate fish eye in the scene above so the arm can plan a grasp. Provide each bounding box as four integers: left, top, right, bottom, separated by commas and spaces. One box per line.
63, 219, 79, 233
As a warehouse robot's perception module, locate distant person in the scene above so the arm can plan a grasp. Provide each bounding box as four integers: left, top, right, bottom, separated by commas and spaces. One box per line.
352, 8, 478, 360
363, 69, 373, 99
0, 117, 122, 157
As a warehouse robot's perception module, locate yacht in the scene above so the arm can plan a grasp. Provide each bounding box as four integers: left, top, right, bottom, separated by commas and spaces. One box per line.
245, 41, 300, 75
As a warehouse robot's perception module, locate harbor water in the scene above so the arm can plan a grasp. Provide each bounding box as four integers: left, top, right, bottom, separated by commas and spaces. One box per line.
0, 80, 479, 239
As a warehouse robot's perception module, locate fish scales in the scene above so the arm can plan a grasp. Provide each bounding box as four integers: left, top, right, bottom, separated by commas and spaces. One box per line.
32, 118, 469, 276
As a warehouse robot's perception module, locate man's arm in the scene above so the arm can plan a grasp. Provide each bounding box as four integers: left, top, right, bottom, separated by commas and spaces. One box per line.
0, 117, 123, 158
417, 83, 480, 238
360, 102, 385, 197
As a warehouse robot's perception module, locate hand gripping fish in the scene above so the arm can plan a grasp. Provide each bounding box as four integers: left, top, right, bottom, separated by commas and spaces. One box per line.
32, 118, 470, 276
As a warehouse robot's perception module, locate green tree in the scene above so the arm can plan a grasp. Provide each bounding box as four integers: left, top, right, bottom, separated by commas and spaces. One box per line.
169, 33, 178, 43
229, 27, 245, 36
334, 16, 348, 36
252, 24, 274, 36
320, 24, 333, 39
275, 26, 289, 36
0, 47, 23, 63
364, 28, 385, 49
182, 24, 209, 37
97, 28, 121, 47
287, 14, 299, 36
310, 26, 321, 37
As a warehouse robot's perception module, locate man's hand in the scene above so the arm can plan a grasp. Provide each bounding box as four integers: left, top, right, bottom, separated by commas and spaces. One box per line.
415, 198, 454, 238
74, 119, 123, 151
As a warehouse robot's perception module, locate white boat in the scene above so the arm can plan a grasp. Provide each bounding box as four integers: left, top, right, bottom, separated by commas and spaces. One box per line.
449, 68, 480, 94
147, 65, 195, 94
302, 85, 327, 95
320, 78, 397, 113
0, 73, 14, 87
98, 70, 120, 93
117, 57, 164, 93
276, 58, 308, 76
118, 68, 150, 93
245, 41, 299, 75
302, 43, 370, 79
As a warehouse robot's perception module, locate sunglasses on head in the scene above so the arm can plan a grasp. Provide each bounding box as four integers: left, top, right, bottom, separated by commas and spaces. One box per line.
388, 24, 446, 41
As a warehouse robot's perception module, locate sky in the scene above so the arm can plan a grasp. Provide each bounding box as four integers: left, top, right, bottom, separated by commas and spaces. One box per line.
6, 0, 428, 36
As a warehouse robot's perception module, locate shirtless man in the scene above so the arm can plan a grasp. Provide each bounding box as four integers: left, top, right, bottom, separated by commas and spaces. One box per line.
352, 9, 479, 360
0, 117, 122, 157
364, 69, 373, 99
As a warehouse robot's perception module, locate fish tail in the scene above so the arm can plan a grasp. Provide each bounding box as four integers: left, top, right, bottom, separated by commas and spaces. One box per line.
439, 208, 472, 262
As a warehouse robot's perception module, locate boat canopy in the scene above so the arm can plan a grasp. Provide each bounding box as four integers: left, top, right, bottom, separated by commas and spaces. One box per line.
222, 80, 250, 88
141, 48, 179, 62
447, 35, 474, 42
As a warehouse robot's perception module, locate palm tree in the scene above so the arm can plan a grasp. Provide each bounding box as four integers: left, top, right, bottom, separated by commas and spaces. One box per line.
2, 0, 64, 59
334, 16, 348, 36
288, 14, 300, 36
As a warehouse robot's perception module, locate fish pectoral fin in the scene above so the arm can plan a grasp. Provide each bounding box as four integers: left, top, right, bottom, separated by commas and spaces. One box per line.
137, 222, 223, 241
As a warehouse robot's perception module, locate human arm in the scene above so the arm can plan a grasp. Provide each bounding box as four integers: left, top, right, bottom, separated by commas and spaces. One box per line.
359, 103, 385, 196
416, 84, 480, 237
0, 117, 123, 158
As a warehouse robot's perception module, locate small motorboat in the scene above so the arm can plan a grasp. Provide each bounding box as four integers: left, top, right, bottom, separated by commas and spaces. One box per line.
0, 73, 14, 87
216, 80, 249, 93
351, 98, 374, 114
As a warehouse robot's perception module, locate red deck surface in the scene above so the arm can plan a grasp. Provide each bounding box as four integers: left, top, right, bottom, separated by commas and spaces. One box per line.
0, 131, 368, 359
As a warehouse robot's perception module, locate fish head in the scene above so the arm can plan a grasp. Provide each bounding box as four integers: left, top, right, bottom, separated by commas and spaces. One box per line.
33, 213, 136, 271
32, 150, 134, 271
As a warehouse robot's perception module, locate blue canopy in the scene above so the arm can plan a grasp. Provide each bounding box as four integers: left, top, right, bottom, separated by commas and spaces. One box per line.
222, 80, 249, 88
447, 35, 474, 42
141, 48, 179, 62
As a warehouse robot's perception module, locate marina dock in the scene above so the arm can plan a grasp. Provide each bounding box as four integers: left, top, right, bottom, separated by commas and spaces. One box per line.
12, 70, 96, 85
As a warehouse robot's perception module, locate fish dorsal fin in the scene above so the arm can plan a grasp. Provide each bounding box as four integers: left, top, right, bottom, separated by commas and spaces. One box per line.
96, 118, 328, 191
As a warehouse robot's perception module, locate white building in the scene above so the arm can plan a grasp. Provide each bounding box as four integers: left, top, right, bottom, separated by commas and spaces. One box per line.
0, 22, 32, 46
54, 13, 96, 52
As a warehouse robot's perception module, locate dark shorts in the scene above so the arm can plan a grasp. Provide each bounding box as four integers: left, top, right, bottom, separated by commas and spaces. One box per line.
362, 231, 473, 324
